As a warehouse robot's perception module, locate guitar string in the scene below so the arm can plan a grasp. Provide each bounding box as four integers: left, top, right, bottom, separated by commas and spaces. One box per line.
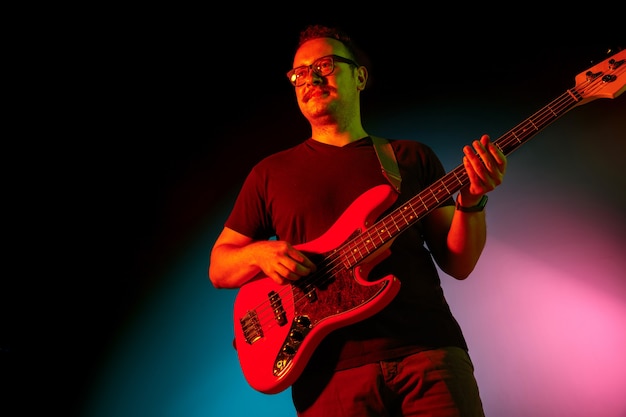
239, 62, 617, 338
239, 56, 625, 341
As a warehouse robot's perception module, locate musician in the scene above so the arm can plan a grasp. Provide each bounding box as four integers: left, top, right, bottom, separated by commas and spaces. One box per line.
209, 24, 507, 416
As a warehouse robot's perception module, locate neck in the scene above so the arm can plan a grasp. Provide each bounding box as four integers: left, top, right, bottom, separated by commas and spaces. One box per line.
310, 125, 368, 147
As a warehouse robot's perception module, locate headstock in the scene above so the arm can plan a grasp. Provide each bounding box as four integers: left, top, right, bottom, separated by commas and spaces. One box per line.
573, 49, 626, 105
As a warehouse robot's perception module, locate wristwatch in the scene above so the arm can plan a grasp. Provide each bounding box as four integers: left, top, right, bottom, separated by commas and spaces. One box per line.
455, 195, 488, 212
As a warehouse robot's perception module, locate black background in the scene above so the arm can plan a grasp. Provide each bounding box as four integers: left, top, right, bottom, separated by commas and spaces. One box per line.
3, 9, 623, 415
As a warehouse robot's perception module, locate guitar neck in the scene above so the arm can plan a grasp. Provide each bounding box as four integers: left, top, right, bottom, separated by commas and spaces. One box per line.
439, 88, 584, 203
341, 54, 625, 269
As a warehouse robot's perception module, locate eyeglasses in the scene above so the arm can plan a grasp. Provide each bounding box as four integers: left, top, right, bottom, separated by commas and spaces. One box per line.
286, 54, 359, 87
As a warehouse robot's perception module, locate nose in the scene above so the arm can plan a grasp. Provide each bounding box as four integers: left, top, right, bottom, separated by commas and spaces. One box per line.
304, 67, 322, 85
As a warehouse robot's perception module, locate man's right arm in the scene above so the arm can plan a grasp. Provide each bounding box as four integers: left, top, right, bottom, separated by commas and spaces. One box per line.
209, 227, 317, 289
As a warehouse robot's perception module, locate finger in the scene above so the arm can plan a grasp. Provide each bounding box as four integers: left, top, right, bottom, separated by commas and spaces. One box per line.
463, 155, 486, 194
288, 249, 317, 273
492, 146, 507, 172
277, 264, 300, 282
475, 139, 505, 178
464, 143, 489, 179
479, 135, 507, 170
475, 139, 499, 168
484, 140, 505, 166
278, 255, 314, 281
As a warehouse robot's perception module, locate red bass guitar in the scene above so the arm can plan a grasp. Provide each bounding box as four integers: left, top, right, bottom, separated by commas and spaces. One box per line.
232, 49, 626, 394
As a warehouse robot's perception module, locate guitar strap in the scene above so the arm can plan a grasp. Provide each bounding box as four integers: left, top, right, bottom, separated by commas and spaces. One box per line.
370, 136, 402, 193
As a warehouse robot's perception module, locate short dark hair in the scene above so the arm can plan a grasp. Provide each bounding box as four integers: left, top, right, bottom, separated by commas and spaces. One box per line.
296, 24, 369, 70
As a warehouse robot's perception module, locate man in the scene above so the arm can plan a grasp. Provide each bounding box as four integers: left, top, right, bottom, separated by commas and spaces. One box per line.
209, 24, 507, 416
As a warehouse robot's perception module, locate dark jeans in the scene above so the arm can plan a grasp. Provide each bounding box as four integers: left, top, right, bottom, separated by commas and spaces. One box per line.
292, 346, 485, 417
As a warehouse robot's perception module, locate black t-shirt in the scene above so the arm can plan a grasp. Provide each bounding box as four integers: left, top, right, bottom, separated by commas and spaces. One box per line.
225, 137, 467, 372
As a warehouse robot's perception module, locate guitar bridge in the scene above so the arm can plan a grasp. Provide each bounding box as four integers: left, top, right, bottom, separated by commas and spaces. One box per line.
240, 310, 263, 345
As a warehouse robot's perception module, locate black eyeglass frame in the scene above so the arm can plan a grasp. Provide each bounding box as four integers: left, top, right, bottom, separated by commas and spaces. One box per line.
286, 54, 360, 87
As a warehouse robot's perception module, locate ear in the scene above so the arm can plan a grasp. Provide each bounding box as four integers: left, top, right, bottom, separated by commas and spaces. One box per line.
356, 66, 368, 91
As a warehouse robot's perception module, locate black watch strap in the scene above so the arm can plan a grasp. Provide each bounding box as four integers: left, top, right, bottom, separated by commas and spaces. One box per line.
456, 195, 488, 212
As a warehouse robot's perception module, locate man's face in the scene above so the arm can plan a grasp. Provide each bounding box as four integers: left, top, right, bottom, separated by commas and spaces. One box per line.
290, 38, 363, 124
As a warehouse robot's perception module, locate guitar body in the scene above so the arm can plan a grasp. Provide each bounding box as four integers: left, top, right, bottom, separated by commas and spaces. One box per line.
233, 184, 402, 394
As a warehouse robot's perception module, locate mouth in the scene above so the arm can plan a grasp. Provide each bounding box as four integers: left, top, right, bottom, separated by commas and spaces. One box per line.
304, 88, 329, 102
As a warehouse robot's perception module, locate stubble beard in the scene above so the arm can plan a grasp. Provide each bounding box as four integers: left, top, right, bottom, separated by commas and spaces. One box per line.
302, 96, 340, 124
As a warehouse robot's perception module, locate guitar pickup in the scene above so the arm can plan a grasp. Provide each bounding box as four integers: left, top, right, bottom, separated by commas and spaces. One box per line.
269, 290, 287, 326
